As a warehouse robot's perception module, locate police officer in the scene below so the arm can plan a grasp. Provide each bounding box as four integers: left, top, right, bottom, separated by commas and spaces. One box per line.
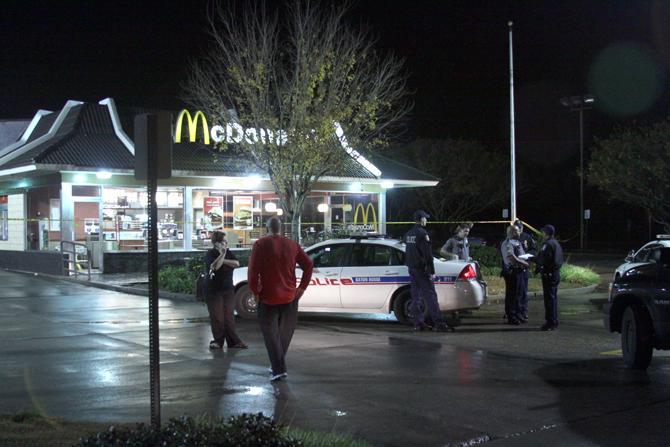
514, 220, 536, 322
536, 224, 564, 331
500, 224, 529, 325
404, 210, 453, 332
440, 223, 472, 261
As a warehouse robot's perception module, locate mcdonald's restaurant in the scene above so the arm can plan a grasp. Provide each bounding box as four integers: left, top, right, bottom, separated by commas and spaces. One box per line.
0, 98, 437, 275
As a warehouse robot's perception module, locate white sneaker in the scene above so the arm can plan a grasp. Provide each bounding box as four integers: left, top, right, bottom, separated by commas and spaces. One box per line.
209, 341, 223, 349
270, 372, 288, 382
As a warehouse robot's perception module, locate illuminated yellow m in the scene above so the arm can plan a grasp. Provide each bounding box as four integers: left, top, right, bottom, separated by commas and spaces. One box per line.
174, 109, 210, 144
353, 203, 378, 230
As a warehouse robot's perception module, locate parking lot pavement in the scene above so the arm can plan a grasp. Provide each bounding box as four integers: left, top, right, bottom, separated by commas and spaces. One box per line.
2, 270, 670, 447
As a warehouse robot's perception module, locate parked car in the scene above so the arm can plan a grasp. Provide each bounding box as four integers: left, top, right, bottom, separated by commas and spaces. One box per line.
604, 244, 670, 370
232, 236, 487, 325
614, 235, 670, 281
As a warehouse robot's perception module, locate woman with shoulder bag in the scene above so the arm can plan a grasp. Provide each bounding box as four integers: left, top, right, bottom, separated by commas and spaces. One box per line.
203, 231, 247, 350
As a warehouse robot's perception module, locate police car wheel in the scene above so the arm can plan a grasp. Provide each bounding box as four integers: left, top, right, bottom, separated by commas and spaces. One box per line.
235, 284, 258, 319
393, 289, 425, 326
621, 305, 653, 370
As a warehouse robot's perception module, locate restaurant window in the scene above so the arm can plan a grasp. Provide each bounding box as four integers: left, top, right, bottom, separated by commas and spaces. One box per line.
192, 189, 281, 249
102, 187, 184, 251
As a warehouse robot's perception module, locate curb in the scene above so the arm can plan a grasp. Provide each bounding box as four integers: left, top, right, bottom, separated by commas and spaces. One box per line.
3, 269, 198, 303
485, 284, 598, 305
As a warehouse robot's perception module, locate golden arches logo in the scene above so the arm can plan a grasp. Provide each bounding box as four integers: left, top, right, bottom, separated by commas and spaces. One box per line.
175, 109, 210, 144
353, 203, 378, 230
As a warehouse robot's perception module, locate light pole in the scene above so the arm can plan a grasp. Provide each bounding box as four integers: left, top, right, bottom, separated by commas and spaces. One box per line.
560, 94, 594, 251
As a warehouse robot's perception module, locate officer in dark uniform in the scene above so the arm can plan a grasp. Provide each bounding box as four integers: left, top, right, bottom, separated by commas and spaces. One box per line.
514, 220, 536, 322
404, 210, 452, 332
500, 224, 530, 324
536, 224, 564, 331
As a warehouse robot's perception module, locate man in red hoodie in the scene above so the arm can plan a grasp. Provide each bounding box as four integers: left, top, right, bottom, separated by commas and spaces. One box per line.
248, 216, 313, 381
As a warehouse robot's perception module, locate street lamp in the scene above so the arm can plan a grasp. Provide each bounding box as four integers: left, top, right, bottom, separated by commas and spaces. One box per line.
560, 94, 595, 251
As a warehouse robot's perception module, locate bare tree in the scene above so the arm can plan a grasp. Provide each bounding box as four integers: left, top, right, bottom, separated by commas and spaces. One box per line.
183, 0, 410, 240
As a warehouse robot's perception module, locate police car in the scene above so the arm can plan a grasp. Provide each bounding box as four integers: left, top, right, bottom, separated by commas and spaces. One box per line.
614, 235, 670, 281
605, 243, 670, 370
232, 236, 487, 325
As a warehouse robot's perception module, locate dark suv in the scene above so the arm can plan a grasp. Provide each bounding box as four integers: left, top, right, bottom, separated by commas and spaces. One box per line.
604, 246, 670, 370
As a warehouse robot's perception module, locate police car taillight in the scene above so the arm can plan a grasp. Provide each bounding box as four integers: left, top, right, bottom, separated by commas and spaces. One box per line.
458, 264, 477, 280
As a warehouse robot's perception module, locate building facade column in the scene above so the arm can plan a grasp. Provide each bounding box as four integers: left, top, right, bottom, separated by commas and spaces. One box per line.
60, 182, 74, 242
378, 190, 387, 235
183, 186, 193, 250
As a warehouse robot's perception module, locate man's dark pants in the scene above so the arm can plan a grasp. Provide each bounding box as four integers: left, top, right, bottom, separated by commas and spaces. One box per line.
503, 270, 524, 322
542, 270, 560, 327
408, 268, 444, 326
519, 270, 529, 317
258, 299, 299, 375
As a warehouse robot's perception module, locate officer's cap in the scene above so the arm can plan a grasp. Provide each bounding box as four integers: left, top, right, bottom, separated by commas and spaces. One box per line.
413, 210, 430, 221
541, 224, 555, 236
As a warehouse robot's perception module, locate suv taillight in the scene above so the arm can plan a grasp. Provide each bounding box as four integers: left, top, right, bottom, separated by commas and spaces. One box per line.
458, 264, 477, 281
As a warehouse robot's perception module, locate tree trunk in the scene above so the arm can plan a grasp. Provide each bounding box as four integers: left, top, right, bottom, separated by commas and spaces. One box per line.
290, 212, 301, 242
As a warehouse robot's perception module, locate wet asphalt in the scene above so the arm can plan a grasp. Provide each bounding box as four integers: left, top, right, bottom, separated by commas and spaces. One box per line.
1, 269, 670, 447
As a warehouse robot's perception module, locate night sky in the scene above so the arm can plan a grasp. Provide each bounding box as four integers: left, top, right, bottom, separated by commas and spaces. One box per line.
2, 0, 669, 244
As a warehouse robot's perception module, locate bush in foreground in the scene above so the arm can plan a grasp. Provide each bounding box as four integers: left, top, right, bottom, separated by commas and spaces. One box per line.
76, 413, 302, 447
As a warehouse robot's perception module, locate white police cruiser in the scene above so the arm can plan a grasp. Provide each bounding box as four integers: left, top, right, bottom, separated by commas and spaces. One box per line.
232, 236, 487, 325
614, 235, 670, 281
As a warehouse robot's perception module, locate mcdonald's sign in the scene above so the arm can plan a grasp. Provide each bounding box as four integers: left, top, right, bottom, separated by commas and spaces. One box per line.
175, 110, 210, 144
351, 203, 378, 231
173, 109, 287, 146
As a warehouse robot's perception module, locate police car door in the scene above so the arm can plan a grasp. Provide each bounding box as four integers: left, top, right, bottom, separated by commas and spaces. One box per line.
652, 248, 670, 320
340, 242, 400, 309
300, 244, 348, 308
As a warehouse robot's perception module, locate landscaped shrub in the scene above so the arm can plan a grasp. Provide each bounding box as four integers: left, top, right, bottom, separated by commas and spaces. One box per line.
159, 250, 252, 294
470, 245, 501, 269
158, 265, 198, 294
76, 413, 302, 447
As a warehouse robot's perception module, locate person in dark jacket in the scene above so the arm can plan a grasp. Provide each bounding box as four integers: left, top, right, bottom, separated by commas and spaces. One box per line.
536, 224, 564, 331
404, 210, 453, 332
203, 230, 247, 350
514, 220, 537, 322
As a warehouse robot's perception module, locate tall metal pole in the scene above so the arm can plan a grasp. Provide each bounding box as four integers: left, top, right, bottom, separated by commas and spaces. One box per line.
579, 108, 584, 251
147, 119, 161, 428
508, 21, 517, 222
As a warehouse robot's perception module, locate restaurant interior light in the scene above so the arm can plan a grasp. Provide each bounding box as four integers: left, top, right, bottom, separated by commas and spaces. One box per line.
96, 171, 112, 180
73, 174, 87, 183
381, 181, 394, 189
350, 182, 362, 192
264, 202, 277, 212
317, 203, 329, 213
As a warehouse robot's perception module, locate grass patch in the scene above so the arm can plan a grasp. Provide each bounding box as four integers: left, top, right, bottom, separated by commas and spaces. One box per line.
286, 428, 373, 447
482, 263, 599, 296
560, 263, 600, 285
0, 412, 123, 447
